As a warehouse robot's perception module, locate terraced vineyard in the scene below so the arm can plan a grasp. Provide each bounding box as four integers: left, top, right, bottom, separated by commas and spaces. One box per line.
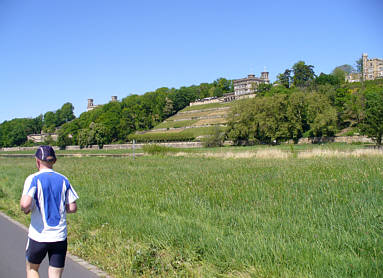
133, 102, 234, 141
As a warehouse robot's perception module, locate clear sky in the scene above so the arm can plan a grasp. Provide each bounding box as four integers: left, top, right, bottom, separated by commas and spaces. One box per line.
0, 0, 382, 123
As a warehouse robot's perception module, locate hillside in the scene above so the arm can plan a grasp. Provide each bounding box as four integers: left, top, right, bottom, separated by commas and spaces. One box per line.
130, 102, 235, 141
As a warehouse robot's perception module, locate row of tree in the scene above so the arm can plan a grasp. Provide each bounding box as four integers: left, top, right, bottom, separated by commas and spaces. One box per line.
1, 60, 382, 147
226, 61, 383, 145
0, 103, 75, 147
0, 78, 233, 148
57, 78, 233, 148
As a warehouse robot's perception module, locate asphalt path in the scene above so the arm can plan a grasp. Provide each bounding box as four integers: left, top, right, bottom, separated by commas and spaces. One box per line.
0, 212, 109, 278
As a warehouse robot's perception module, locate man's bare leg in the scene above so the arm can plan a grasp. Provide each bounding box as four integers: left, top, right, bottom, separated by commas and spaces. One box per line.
48, 266, 64, 278
26, 261, 40, 278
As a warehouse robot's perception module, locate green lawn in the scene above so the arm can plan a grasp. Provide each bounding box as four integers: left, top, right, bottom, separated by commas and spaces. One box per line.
0, 152, 382, 277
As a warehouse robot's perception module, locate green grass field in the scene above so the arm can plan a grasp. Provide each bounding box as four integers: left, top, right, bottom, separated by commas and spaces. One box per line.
0, 149, 382, 277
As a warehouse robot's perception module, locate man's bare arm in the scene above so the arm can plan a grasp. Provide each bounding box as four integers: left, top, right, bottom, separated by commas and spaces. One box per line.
20, 195, 33, 214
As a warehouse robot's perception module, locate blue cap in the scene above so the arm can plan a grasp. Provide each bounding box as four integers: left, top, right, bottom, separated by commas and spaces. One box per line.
35, 145, 56, 162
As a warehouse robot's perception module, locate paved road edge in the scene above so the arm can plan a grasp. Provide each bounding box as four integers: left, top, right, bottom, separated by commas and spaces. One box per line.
0, 211, 112, 278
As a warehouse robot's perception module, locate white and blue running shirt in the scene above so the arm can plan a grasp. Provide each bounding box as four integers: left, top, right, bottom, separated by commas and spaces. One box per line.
22, 169, 79, 242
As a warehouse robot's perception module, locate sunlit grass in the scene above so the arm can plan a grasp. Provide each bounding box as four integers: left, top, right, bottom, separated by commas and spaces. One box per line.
0, 152, 382, 277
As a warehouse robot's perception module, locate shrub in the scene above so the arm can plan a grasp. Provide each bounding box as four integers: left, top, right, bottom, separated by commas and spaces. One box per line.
142, 144, 178, 155
202, 126, 225, 148
128, 132, 195, 142
21, 140, 39, 147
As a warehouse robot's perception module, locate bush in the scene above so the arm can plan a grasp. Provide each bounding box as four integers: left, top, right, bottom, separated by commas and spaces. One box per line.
57, 133, 73, 149
343, 129, 357, 136
142, 144, 178, 155
128, 132, 195, 142
43, 135, 57, 146
202, 126, 225, 147
21, 140, 39, 147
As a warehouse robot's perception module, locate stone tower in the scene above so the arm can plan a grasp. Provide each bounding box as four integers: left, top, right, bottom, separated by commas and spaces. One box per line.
87, 99, 94, 111
111, 96, 117, 102
260, 72, 269, 83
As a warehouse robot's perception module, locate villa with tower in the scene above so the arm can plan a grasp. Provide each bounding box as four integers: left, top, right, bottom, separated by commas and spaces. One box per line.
346, 53, 383, 82
233, 72, 269, 96
190, 71, 270, 106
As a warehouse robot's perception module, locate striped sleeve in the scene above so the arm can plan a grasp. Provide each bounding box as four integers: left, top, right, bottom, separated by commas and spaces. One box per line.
65, 180, 79, 204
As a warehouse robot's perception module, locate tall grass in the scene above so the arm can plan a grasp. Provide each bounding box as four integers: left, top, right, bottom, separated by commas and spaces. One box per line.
0, 154, 382, 277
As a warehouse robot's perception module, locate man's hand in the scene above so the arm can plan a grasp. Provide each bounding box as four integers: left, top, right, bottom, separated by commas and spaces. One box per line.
66, 202, 77, 213
22, 207, 31, 214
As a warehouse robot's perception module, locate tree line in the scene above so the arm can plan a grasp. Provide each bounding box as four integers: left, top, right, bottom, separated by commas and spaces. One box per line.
0, 78, 233, 148
0, 103, 75, 147
1, 60, 382, 148
226, 61, 383, 145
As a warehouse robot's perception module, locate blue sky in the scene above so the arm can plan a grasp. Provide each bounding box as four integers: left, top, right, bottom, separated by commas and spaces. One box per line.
0, 0, 382, 122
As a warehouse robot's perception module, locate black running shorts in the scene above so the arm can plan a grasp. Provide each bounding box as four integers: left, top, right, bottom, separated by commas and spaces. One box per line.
26, 238, 67, 268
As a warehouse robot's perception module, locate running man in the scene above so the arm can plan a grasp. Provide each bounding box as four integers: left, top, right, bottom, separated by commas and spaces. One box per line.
20, 145, 79, 278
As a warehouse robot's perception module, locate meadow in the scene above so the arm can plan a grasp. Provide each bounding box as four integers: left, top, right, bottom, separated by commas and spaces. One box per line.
0, 147, 382, 277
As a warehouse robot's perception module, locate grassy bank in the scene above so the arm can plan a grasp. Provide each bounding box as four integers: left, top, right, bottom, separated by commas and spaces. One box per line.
0, 153, 382, 277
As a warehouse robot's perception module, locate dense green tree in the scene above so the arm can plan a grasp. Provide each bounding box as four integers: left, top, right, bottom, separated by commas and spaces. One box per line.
256, 83, 272, 96
77, 128, 89, 148
163, 97, 174, 118
0, 117, 43, 147
213, 78, 233, 94
96, 101, 122, 141
42, 102, 75, 133
227, 95, 290, 144
88, 122, 109, 148
359, 89, 383, 145
57, 132, 73, 149
197, 83, 211, 99
59, 102, 75, 124
276, 69, 292, 88
227, 90, 337, 144
43, 111, 58, 132
315, 73, 341, 86
305, 93, 337, 137
287, 91, 308, 142
343, 90, 364, 128
292, 61, 316, 88
77, 122, 109, 148
255, 94, 290, 143
226, 100, 259, 145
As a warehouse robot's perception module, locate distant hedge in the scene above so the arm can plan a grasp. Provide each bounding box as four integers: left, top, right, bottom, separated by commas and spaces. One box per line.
128, 132, 195, 142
